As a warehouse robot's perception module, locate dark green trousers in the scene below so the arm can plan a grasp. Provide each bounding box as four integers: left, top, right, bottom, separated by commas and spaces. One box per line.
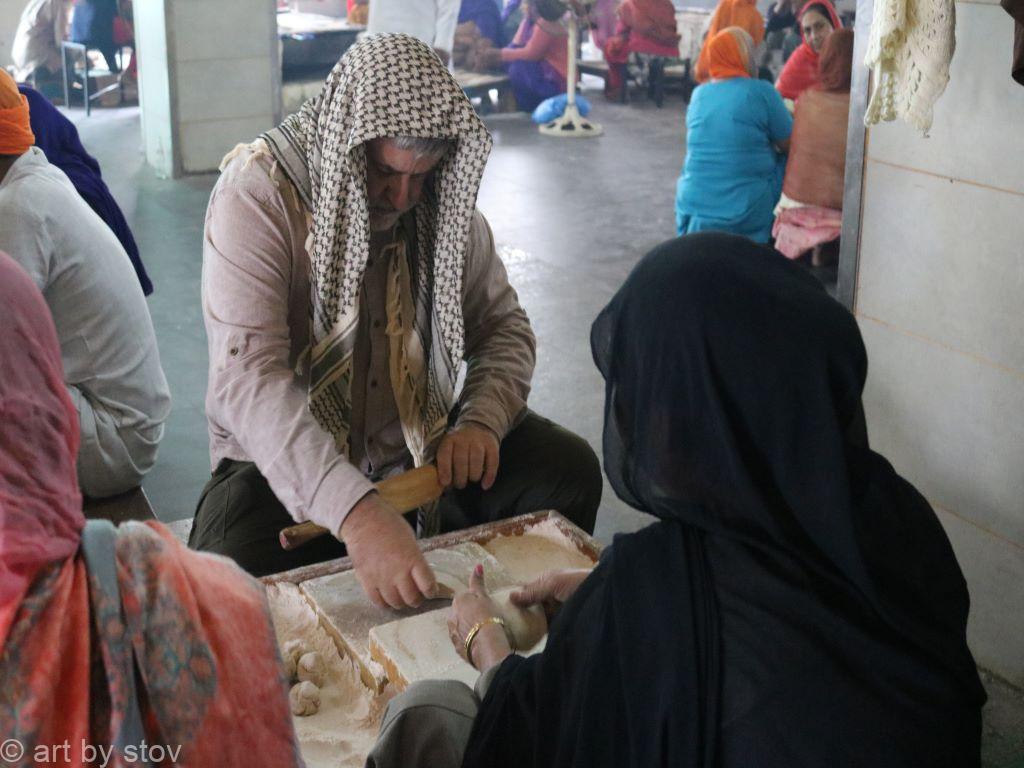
188, 411, 602, 577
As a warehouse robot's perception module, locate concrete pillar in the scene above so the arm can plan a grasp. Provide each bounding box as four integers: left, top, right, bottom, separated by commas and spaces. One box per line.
136, 0, 280, 177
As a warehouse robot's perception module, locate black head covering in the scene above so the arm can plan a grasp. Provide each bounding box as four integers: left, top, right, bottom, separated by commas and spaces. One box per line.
463, 233, 984, 768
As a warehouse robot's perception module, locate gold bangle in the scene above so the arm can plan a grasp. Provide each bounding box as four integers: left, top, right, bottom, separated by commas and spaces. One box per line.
464, 616, 514, 666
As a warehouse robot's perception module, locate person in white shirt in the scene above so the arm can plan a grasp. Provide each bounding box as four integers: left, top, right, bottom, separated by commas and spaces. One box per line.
367, 0, 461, 63
11, 0, 70, 83
0, 70, 171, 499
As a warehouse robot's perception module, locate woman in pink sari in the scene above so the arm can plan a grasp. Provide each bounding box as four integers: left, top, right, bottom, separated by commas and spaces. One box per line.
0, 252, 301, 767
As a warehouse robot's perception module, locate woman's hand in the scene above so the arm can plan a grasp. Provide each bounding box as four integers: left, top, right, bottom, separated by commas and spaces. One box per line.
447, 565, 513, 673
510, 569, 591, 621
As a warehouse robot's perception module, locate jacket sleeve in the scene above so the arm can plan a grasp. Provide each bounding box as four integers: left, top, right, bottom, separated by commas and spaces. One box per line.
455, 211, 536, 438
202, 174, 374, 536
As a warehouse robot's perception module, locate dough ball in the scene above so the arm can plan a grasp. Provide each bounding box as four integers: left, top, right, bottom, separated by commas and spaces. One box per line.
281, 639, 308, 682
297, 651, 327, 687
495, 591, 547, 651
289, 681, 321, 716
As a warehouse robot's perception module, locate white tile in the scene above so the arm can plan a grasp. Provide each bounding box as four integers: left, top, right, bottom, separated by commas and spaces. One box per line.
859, 317, 1024, 547
179, 115, 276, 173
172, 0, 275, 62
856, 161, 1024, 374
176, 57, 277, 122
866, 3, 1024, 194
934, 508, 1024, 686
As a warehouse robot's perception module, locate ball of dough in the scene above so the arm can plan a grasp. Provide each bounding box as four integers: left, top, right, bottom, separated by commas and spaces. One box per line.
495, 591, 547, 651
281, 639, 308, 682
297, 651, 327, 688
289, 681, 321, 716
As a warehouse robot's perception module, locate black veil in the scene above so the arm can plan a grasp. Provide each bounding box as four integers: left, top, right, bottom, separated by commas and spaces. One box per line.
463, 233, 984, 768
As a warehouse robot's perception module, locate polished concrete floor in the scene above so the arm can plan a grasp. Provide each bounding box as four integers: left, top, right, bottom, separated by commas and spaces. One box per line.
69, 94, 1022, 764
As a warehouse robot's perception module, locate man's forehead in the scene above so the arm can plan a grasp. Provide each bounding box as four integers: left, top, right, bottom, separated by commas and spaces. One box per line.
368, 138, 447, 173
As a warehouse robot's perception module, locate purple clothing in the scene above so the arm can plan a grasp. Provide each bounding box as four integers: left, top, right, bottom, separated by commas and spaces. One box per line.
19, 85, 152, 295
460, 0, 505, 45
507, 59, 564, 111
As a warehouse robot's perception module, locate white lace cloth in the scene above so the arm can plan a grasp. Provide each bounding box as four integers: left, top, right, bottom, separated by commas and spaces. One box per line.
864, 0, 956, 134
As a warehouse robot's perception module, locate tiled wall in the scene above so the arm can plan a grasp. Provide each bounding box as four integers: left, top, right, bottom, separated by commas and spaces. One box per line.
855, 0, 1024, 685
169, 0, 280, 174
135, 0, 280, 176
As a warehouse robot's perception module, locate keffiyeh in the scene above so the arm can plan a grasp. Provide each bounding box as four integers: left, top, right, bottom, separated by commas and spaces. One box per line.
261, 34, 492, 481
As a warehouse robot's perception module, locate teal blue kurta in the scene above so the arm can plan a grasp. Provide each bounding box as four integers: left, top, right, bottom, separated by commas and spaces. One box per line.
675, 78, 793, 243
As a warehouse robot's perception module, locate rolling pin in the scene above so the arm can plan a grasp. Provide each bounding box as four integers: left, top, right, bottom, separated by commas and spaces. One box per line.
278, 464, 443, 551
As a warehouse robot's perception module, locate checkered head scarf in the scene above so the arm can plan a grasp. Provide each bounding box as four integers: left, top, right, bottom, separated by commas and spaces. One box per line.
261, 33, 492, 468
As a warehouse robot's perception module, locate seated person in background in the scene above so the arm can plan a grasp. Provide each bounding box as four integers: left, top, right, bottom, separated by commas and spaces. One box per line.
775, 0, 841, 101
193, 35, 601, 598
452, 0, 505, 70
459, 0, 505, 46
694, 0, 764, 83
773, 28, 854, 262
368, 0, 460, 64
0, 69, 170, 499
675, 28, 792, 242
0, 252, 301, 768
364, 233, 986, 768
587, 0, 618, 52
18, 83, 152, 293
11, 0, 69, 89
602, 0, 681, 101
347, 0, 369, 26
69, 0, 120, 73
478, 0, 569, 111
762, 0, 802, 74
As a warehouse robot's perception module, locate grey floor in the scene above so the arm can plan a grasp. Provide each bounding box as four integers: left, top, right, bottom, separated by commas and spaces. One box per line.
70, 94, 1022, 765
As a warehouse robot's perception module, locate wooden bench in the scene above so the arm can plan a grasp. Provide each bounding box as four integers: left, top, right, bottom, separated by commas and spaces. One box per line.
578, 57, 692, 107
83, 487, 156, 525
452, 69, 516, 114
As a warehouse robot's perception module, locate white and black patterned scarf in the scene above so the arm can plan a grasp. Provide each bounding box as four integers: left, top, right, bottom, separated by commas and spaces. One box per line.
260, 34, 492, 491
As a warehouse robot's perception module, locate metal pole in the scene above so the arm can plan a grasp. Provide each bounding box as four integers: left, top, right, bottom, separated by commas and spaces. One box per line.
566, 15, 579, 108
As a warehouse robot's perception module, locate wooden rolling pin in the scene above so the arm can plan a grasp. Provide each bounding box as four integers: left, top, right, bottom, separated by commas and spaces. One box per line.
278, 464, 443, 551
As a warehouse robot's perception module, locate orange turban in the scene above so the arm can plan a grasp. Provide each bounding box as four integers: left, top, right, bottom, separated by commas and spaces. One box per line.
703, 27, 754, 81
0, 68, 35, 156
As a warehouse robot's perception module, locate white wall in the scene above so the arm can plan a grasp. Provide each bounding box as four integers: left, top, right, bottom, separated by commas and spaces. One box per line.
0, 0, 23, 68
170, 0, 280, 174
136, 0, 280, 176
1, 0, 29, 68
854, 0, 1024, 685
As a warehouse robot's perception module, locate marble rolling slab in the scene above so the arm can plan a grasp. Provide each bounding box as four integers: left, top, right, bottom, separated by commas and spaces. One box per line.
300, 542, 516, 692
369, 587, 548, 692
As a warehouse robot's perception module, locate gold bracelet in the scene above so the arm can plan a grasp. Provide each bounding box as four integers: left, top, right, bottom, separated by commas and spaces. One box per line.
464, 616, 514, 666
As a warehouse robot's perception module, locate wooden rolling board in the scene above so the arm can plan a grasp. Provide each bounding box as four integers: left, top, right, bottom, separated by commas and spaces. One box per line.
263, 511, 602, 587
299, 542, 517, 692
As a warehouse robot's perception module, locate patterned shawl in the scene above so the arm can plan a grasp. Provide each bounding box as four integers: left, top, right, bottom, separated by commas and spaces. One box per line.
261, 33, 492, 469
0, 252, 300, 767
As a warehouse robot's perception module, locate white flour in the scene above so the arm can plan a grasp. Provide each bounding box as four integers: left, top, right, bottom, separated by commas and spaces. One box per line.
481, 519, 596, 584
266, 583, 394, 768
265, 523, 597, 766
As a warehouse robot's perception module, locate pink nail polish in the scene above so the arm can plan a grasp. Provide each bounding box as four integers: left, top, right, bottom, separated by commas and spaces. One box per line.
475, 564, 484, 576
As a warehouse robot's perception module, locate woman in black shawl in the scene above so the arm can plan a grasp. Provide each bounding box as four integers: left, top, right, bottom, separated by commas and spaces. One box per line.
367, 232, 985, 768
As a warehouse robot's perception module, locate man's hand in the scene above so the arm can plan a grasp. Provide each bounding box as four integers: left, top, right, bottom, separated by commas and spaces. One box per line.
340, 492, 437, 610
510, 569, 592, 621
436, 424, 500, 490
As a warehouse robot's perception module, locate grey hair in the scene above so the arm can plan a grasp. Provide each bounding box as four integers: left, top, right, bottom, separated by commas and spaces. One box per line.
392, 136, 455, 158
